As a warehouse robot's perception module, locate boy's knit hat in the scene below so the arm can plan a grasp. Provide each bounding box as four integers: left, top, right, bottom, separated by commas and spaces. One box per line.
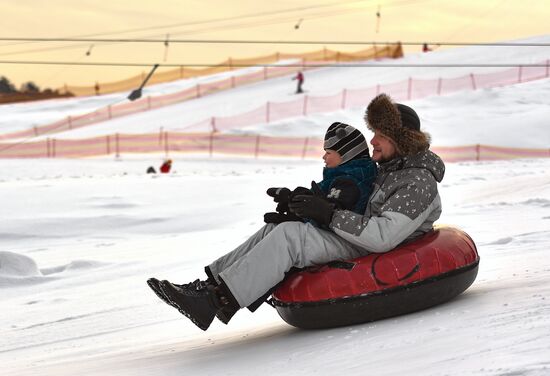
364, 93, 430, 156
324, 122, 370, 164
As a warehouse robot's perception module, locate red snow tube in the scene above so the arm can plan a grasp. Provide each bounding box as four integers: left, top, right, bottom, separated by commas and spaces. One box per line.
272, 226, 479, 329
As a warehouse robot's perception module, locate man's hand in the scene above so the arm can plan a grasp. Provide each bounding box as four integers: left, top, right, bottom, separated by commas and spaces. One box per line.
288, 195, 335, 227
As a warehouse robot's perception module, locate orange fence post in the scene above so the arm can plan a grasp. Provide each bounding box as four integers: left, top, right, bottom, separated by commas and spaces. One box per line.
341, 89, 347, 109
52, 139, 56, 158
196, 84, 201, 98
208, 132, 214, 157
106, 135, 111, 155
301, 137, 310, 160
475, 144, 481, 161
546, 60, 549, 77
164, 131, 169, 156
254, 135, 261, 159
518, 66, 523, 83
407, 78, 412, 100
470, 74, 477, 90
266, 102, 270, 123
68, 116, 72, 130
46, 138, 50, 158
211, 117, 217, 133
108, 105, 112, 119
115, 133, 120, 158
437, 78, 442, 96
180, 66, 184, 79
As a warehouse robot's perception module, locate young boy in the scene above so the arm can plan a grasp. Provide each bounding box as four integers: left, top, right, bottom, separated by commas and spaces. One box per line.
264, 122, 377, 226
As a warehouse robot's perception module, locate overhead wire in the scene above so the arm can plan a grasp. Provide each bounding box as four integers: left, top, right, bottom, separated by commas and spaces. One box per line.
0, 60, 546, 68
0, 37, 548, 48
0, 0, 434, 57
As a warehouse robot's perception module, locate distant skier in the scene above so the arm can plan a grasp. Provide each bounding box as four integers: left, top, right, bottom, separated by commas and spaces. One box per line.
422, 43, 432, 53
292, 71, 304, 94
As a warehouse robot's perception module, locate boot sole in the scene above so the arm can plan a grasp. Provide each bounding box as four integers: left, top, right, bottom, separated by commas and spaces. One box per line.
147, 278, 177, 308
159, 280, 215, 331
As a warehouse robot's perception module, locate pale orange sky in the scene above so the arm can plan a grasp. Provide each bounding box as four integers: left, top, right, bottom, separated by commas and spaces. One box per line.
1, 0, 549, 90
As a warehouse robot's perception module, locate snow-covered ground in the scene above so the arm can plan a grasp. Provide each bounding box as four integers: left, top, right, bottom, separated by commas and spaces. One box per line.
1, 35, 550, 376
1, 34, 550, 148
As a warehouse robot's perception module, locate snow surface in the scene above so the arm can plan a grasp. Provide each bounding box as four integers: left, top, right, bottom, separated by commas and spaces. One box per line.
1, 35, 550, 148
1, 35, 550, 376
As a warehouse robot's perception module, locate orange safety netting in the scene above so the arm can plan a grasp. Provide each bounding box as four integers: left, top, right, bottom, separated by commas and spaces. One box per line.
57, 44, 403, 96
0, 131, 550, 162
1, 132, 549, 162
4, 60, 549, 142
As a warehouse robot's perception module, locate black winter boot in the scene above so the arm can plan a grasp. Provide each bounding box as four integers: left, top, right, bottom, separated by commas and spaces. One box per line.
147, 277, 175, 307
147, 278, 207, 309
160, 279, 222, 331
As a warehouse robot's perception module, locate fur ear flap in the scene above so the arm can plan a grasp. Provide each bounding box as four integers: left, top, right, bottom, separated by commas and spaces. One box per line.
397, 129, 431, 155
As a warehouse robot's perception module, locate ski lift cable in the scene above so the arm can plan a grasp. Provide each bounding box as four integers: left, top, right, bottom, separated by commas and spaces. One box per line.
1, 37, 549, 47
0, 0, 368, 49
0, 0, 442, 57
0, 60, 547, 68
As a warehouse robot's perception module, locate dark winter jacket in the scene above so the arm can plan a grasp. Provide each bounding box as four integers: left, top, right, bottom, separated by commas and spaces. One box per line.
330, 150, 445, 253
316, 156, 377, 213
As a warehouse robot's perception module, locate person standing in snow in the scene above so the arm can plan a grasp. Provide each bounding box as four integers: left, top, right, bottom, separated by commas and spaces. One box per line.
159, 159, 172, 173
292, 71, 304, 94
147, 93, 445, 331
263, 122, 377, 226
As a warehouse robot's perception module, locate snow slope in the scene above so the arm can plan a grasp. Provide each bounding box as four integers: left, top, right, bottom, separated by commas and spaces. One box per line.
1, 36, 550, 376
1, 34, 550, 148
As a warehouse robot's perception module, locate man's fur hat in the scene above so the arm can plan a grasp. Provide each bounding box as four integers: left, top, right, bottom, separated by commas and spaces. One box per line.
365, 94, 430, 156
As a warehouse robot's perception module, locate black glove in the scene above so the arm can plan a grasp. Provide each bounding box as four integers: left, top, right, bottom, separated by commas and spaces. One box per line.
263, 211, 302, 224
266, 187, 291, 203
290, 186, 312, 199
288, 195, 335, 228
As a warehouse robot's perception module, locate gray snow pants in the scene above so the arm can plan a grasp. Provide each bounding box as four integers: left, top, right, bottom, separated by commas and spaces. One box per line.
207, 222, 365, 308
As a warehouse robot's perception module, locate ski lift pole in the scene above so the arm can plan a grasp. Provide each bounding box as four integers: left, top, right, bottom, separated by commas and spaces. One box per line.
127, 64, 159, 101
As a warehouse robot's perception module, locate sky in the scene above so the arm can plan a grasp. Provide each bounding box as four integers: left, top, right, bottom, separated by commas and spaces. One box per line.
1, 0, 549, 90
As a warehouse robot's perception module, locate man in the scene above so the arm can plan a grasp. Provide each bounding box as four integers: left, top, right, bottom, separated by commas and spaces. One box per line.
147, 93, 445, 331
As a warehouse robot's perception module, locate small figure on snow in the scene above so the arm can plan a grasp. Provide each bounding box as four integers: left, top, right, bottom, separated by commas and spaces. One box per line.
159, 159, 172, 174
422, 43, 432, 53
292, 71, 304, 94
147, 94, 445, 332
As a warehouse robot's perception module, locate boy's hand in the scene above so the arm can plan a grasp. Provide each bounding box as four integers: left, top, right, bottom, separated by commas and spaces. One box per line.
266, 187, 291, 203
